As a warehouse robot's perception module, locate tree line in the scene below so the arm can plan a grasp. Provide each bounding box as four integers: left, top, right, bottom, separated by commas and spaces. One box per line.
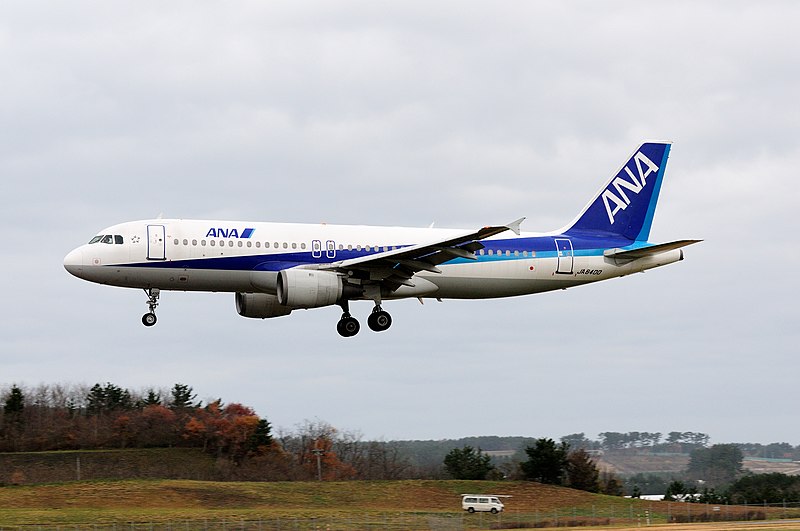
0, 383, 411, 481
444, 439, 623, 495
562, 432, 800, 460
630, 444, 800, 504
3, 383, 799, 488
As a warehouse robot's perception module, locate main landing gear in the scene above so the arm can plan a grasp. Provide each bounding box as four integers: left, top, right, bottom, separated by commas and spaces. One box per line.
142, 288, 160, 327
336, 301, 392, 337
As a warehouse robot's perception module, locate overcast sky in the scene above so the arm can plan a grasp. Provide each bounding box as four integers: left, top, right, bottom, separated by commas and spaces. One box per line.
1, 1, 798, 446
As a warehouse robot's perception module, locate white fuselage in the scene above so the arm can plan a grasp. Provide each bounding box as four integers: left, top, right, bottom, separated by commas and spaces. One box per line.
64, 218, 683, 301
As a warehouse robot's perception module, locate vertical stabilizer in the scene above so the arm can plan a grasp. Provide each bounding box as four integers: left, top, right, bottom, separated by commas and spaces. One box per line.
564, 141, 671, 241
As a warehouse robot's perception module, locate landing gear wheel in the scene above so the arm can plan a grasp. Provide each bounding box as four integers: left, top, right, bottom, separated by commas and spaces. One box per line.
142, 288, 160, 327
337, 315, 360, 337
367, 310, 392, 332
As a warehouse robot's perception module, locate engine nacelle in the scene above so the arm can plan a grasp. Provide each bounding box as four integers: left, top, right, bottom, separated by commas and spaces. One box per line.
277, 269, 343, 309
235, 292, 293, 319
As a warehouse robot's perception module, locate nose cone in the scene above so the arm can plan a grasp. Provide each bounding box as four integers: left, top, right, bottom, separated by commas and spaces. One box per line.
63, 247, 84, 277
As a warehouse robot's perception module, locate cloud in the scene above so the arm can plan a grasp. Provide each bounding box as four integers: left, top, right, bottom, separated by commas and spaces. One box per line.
1, 1, 798, 444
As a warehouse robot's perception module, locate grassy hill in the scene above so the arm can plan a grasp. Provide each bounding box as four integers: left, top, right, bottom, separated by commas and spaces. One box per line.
0, 479, 795, 528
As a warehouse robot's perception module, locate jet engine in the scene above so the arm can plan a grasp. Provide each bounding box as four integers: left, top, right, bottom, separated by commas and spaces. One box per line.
235, 292, 293, 319
276, 269, 345, 308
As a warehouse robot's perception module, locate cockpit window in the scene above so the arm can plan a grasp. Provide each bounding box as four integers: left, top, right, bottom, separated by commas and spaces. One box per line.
89, 235, 103, 244
114, 235, 123, 244
101, 235, 113, 244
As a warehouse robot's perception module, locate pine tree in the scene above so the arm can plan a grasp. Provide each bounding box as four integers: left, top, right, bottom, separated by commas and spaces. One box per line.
169, 383, 198, 410
443, 445, 494, 480
520, 438, 569, 484
565, 449, 600, 492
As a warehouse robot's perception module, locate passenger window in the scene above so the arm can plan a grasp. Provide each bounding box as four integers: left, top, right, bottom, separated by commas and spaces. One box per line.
201, 240, 206, 246
292, 243, 297, 249
173, 239, 179, 245
282, 242, 288, 249
256, 242, 261, 248
210, 240, 215, 247
115, 235, 124, 244
237, 241, 243, 247
192, 239, 197, 246
183, 239, 188, 246
301, 243, 306, 250
228, 241, 233, 247
246, 241, 252, 248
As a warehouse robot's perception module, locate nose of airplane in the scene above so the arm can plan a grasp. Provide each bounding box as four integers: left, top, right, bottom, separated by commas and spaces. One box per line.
63, 247, 84, 277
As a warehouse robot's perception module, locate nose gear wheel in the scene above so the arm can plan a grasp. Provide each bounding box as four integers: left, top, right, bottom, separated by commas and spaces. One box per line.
142, 288, 160, 327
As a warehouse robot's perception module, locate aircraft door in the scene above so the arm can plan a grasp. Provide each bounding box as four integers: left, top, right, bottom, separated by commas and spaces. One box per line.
147, 225, 166, 260
555, 238, 573, 274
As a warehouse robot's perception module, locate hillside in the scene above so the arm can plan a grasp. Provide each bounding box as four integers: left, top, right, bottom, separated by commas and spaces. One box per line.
596, 453, 800, 477
2, 478, 789, 528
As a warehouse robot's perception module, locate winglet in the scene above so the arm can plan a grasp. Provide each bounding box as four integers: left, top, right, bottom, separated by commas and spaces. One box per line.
506, 217, 525, 236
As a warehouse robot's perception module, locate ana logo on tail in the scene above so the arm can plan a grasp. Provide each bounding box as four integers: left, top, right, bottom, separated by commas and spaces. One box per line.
601, 151, 660, 225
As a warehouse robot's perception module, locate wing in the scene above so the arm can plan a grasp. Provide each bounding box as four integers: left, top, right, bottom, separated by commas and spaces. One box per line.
319, 218, 525, 290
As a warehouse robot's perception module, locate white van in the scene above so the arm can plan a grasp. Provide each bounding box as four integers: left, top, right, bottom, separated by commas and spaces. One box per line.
461, 494, 504, 513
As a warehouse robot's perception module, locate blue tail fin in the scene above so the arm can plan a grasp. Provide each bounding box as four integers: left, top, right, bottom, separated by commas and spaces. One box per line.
565, 141, 671, 241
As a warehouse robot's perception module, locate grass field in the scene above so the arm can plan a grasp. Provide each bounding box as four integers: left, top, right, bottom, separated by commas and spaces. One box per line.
1, 479, 799, 529
0, 480, 800, 529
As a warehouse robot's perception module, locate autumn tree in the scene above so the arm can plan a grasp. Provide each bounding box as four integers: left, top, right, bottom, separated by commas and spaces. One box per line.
443, 446, 494, 480
279, 420, 357, 480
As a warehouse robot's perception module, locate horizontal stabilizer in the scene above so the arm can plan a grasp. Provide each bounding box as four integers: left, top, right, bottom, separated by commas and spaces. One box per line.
604, 239, 702, 259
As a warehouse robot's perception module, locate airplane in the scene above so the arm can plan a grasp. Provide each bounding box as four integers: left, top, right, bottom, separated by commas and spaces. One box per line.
64, 140, 700, 337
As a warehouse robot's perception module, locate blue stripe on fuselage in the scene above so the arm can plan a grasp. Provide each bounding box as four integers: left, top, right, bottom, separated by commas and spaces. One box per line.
121, 234, 650, 271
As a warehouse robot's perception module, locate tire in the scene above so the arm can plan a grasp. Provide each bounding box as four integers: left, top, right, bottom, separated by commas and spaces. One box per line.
367, 310, 392, 332
337, 316, 360, 337
467, 507, 475, 513
491, 508, 498, 514
142, 313, 157, 327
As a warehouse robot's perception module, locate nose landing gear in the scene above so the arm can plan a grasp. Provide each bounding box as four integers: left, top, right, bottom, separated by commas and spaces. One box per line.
142, 288, 160, 327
